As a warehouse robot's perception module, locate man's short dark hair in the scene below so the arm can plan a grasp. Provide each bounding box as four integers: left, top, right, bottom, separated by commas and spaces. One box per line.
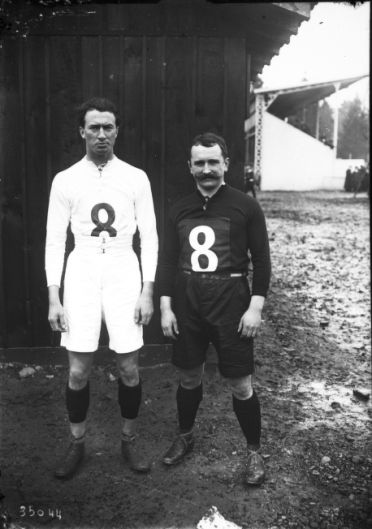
77, 97, 120, 127
191, 132, 228, 159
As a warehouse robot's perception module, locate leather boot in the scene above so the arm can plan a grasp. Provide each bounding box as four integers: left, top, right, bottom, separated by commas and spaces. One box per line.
121, 436, 151, 473
54, 441, 85, 480
245, 449, 265, 486
162, 432, 194, 466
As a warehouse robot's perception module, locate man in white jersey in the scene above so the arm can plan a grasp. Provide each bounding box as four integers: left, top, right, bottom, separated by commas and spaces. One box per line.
45, 97, 158, 479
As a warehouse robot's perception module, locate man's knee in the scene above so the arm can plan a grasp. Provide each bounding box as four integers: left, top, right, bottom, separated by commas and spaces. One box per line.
68, 351, 93, 390
69, 369, 89, 390
178, 365, 204, 389
117, 352, 140, 386
229, 375, 253, 400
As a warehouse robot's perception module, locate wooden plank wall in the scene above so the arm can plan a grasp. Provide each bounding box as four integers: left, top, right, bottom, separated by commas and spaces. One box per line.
0, 6, 250, 348
1, 38, 31, 347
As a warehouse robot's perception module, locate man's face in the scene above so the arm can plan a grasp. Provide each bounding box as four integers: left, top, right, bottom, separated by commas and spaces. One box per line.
79, 109, 118, 160
189, 144, 229, 194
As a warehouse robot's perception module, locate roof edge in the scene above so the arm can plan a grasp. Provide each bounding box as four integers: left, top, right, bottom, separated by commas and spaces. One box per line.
255, 74, 369, 95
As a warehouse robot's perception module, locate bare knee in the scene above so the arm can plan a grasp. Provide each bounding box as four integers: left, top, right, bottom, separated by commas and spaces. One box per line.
68, 351, 93, 390
229, 375, 253, 400
69, 368, 89, 390
117, 353, 140, 386
179, 365, 204, 390
118, 366, 139, 386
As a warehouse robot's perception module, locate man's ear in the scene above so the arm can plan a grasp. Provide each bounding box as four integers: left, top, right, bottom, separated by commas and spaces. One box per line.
115, 126, 119, 137
187, 160, 192, 173
224, 157, 230, 171
79, 126, 85, 139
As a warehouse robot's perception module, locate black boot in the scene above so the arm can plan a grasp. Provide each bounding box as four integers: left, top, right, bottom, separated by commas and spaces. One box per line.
162, 432, 194, 466
245, 448, 265, 486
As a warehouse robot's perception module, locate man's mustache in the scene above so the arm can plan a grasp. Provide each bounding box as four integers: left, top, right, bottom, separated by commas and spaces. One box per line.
196, 174, 219, 180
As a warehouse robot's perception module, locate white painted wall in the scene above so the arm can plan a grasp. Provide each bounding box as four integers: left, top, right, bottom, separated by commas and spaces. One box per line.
260, 112, 337, 190
334, 158, 366, 175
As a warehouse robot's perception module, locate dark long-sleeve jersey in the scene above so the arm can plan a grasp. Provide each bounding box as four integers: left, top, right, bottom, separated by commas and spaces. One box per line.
158, 184, 271, 297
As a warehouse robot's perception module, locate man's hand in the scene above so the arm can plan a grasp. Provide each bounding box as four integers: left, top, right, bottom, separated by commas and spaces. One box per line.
161, 307, 179, 339
48, 285, 67, 332
160, 295, 179, 339
238, 295, 265, 338
134, 282, 154, 325
48, 300, 67, 332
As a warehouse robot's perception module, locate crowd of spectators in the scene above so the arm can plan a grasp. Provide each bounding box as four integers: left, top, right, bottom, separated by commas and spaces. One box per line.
344, 164, 369, 196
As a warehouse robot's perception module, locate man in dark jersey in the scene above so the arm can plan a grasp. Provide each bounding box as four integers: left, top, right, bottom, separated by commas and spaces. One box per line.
158, 132, 271, 486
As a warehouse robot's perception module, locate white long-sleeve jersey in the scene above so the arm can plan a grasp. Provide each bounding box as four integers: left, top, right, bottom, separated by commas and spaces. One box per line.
45, 156, 158, 287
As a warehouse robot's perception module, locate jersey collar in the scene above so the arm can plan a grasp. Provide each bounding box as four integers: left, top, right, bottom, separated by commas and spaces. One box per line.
196, 182, 226, 202
84, 155, 117, 169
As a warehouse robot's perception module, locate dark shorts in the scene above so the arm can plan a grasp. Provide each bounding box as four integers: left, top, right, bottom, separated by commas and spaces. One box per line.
173, 272, 254, 378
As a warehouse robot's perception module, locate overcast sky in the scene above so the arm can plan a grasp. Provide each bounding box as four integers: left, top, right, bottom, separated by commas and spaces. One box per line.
261, 2, 370, 107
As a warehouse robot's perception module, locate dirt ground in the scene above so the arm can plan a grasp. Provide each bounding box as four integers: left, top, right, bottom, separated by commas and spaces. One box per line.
0, 191, 371, 529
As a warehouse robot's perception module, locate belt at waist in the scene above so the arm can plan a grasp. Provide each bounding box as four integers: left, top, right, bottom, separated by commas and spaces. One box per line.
73, 244, 134, 255
182, 270, 246, 279
74, 235, 133, 247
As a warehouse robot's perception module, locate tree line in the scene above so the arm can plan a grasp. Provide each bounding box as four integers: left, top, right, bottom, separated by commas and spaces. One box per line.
319, 96, 369, 160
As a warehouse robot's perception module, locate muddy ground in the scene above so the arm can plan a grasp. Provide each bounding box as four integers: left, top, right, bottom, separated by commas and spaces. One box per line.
0, 191, 371, 529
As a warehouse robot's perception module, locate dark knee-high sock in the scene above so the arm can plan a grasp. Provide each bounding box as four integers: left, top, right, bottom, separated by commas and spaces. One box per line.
233, 391, 261, 450
118, 378, 142, 419
177, 384, 203, 434
66, 382, 90, 424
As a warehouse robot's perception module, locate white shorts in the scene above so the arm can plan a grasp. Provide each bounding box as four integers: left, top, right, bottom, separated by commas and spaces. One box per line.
61, 248, 143, 353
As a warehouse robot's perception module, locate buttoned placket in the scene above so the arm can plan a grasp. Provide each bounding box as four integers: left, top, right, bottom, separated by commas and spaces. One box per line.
199, 183, 225, 212
97, 163, 107, 254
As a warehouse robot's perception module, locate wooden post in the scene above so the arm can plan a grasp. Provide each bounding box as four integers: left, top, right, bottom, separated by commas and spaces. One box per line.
315, 100, 320, 140
333, 82, 341, 157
